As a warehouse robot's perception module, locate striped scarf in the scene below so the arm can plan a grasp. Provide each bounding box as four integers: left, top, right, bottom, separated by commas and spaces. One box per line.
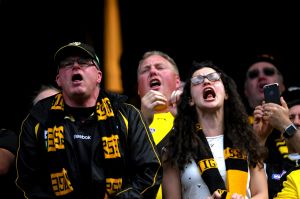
43, 92, 125, 197
196, 128, 248, 198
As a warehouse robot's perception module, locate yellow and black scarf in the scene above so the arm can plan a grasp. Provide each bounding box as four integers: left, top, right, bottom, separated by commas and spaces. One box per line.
43, 91, 125, 197
196, 129, 248, 198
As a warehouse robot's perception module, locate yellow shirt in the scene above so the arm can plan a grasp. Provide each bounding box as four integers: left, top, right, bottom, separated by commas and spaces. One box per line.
274, 166, 300, 199
150, 112, 174, 146
149, 112, 174, 199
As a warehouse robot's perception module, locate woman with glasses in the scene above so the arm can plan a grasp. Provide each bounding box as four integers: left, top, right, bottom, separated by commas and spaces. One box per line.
162, 60, 268, 199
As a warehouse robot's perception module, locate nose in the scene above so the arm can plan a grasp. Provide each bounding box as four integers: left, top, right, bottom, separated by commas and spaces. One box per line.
259, 71, 266, 78
149, 66, 158, 76
203, 77, 211, 85
71, 61, 82, 69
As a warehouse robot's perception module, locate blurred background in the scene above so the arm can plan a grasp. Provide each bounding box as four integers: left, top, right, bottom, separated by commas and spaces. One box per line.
1, 0, 299, 132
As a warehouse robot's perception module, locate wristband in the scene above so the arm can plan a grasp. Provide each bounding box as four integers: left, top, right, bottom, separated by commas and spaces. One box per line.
283, 123, 297, 138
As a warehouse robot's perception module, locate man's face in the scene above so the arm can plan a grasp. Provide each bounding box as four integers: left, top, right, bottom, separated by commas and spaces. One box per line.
287, 104, 300, 153
137, 54, 180, 99
244, 61, 284, 108
289, 104, 300, 128
56, 56, 102, 99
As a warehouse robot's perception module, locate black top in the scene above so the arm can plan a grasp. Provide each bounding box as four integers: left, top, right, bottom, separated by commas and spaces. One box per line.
0, 129, 25, 199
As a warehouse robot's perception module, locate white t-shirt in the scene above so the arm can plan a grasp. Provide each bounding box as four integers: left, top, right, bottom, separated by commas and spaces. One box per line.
181, 135, 251, 199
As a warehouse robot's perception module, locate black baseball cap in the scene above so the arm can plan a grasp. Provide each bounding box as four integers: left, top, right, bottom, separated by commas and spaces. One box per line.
54, 41, 100, 69
283, 86, 300, 108
247, 53, 280, 69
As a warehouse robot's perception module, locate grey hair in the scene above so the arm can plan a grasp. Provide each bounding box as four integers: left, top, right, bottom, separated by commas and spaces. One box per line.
137, 50, 179, 76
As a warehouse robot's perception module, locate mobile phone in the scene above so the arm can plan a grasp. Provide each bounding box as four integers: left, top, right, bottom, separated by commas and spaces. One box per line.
263, 83, 281, 105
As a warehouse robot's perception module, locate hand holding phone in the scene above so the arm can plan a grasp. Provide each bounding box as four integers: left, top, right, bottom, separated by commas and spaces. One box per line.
263, 83, 281, 105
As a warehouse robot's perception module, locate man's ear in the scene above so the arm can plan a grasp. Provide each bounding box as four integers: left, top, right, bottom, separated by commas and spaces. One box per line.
56, 74, 61, 87
175, 75, 181, 89
97, 70, 102, 84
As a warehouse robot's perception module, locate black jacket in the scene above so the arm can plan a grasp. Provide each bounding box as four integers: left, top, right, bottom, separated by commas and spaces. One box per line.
16, 93, 161, 199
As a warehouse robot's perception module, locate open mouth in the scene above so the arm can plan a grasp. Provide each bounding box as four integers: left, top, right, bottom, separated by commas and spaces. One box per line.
258, 81, 268, 92
150, 79, 161, 88
203, 87, 216, 99
72, 74, 83, 82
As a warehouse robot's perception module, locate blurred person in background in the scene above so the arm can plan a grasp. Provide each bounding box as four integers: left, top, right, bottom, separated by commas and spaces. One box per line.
243, 53, 290, 198
254, 86, 300, 198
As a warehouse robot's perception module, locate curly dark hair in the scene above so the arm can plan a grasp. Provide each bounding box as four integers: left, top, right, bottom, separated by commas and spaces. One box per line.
164, 60, 266, 170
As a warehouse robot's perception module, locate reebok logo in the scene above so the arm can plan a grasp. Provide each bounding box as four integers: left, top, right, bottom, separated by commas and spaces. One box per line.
74, 134, 91, 140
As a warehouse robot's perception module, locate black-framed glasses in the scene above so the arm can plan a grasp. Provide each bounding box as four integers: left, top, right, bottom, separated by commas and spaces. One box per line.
191, 72, 221, 85
59, 58, 95, 69
247, 67, 276, 79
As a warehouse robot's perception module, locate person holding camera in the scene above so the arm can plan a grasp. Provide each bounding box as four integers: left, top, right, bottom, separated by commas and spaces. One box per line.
254, 86, 300, 198
243, 53, 290, 198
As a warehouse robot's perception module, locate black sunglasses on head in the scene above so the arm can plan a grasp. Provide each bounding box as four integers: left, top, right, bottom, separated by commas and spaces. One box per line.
247, 67, 276, 79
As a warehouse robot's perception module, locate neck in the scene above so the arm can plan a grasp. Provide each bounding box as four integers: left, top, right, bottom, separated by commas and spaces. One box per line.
63, 88, 100, 108
198, 109, 224, 137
